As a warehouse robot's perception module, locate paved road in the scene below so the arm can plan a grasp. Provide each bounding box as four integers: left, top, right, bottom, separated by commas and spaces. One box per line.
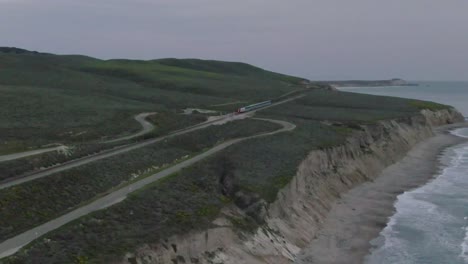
0, 145, 66, 163
0, 118, 295, 259
104, 112, 157, 143
0, 95, 303, 190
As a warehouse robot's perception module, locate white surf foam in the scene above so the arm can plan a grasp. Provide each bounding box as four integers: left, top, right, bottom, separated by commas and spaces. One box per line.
452, 128, 468, 139
461, 225, 468, 262
366, 143, 468, 264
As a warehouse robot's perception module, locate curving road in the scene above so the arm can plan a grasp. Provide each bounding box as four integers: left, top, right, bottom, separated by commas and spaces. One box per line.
104, 112, 157, 143
0, 117, 295, 259
0, 112, 156, 163
0, 95, 303, 190
0, 112, 156, 162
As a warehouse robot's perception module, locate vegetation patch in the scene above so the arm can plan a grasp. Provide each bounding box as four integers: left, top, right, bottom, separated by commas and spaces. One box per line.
144, 112, 208, 136
0, 111, 211, 180
0, 119, 280, 242
409, 100, 449, 111
0, 141, 123, 181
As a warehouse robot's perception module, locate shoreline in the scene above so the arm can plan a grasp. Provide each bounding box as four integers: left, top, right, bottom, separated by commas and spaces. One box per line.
295, 122, 468, 264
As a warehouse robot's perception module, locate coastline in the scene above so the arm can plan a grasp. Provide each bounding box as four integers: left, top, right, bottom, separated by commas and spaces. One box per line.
334, 85, 413, 90
295, 122, 468, 264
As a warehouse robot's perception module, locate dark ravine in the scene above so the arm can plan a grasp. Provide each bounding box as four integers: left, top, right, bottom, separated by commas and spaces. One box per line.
119, 108, 464, 264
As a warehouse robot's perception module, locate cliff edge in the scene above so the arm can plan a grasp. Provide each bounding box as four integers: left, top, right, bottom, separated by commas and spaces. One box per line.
120, 108, 464, 264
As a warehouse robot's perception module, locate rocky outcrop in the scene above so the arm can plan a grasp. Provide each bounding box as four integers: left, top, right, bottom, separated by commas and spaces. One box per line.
420, 108, 464, 127
120, 109, 464, 264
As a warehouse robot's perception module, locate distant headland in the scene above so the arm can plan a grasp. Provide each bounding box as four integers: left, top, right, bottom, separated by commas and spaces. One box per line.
321, 78, 419, 88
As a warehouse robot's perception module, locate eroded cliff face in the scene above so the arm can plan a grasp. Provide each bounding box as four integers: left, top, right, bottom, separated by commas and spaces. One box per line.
120, 109, 464, 264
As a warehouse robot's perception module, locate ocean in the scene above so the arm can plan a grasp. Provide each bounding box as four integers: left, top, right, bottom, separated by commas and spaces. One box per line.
342, 82, 468, 264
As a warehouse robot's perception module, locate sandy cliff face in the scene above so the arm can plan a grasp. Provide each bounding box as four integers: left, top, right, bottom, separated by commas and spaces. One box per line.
120, 109, 464, 264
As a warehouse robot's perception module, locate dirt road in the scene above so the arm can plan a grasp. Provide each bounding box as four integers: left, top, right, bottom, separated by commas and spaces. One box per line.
104, 112, 157, 143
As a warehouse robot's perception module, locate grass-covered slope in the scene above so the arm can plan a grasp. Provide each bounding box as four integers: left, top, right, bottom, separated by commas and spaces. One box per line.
3, 89, 451, 264
0, 48, 306, 153
0, 119, 280, 242
0, 48, 454, 264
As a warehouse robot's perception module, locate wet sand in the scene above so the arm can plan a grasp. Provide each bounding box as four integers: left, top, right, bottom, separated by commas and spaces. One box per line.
295, 122, 468, 264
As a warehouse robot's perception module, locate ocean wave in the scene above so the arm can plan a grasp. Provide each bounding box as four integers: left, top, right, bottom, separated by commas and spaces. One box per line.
452, 128, 468, 138
366, 143, 468, 264
461, 225, 468, 262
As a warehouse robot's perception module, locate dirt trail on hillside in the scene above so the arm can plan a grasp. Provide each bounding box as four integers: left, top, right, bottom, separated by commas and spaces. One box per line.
0, 112, 155, 162
104, 112, 157, 143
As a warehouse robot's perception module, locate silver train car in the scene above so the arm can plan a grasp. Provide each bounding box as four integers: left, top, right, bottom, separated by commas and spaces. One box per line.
236, 100, 272, 113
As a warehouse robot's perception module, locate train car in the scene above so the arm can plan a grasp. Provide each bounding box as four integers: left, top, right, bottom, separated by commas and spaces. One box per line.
236, 100, 272, 113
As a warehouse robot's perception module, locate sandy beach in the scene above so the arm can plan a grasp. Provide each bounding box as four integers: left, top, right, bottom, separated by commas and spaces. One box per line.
295, 122, 468, 264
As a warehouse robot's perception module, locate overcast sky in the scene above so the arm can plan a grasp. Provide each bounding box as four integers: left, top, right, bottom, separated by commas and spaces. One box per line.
1, 0, 467, 80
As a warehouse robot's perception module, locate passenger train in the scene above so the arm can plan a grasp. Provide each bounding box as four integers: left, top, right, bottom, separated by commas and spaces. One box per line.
236, 100, 272, 113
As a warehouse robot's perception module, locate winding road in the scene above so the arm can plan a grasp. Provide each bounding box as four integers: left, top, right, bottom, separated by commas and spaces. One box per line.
104, 112, 157, 143
0, 95, 303, 190
0, 112, 155, 164
0, 118, 295, 259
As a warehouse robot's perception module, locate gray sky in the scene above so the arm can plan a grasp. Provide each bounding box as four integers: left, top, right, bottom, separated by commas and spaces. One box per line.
1, 0, 467, 80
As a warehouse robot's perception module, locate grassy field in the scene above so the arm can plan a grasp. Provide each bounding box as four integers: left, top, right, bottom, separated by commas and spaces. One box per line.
0, 112, 209, 180
264, 90, 438, 123
0, 84, 147, 152
143, 111, 208, 137
0, 119, 280, 242
3, 88, 449, 263
0, 48, 306, 154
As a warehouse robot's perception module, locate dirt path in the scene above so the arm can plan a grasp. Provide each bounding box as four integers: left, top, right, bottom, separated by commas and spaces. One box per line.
0, 118, 296, 259
0, 112, 156, 162
104, 112, 157, 143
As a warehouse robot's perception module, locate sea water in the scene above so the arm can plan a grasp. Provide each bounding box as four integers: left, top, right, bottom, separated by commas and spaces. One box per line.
342, 81, 468, 116
343, 82, 468, 264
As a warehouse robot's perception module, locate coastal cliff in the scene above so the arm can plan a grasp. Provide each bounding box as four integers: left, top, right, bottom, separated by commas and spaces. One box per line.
120, 108, 464, 264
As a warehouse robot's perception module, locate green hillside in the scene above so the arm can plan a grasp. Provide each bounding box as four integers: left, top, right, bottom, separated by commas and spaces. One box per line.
0, 48, 455, 264
0, 48, 307, 153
